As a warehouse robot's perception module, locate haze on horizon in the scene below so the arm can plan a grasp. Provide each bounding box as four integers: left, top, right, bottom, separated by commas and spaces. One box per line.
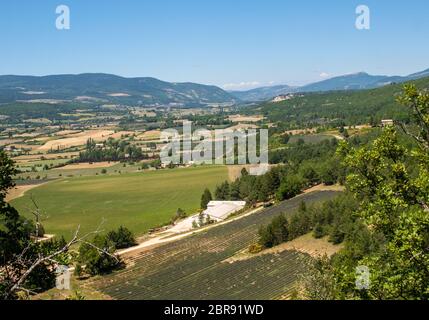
1, 0, 428, 90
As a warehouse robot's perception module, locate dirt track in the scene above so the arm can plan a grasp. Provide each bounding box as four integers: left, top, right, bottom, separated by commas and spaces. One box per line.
5, 183, 46, 202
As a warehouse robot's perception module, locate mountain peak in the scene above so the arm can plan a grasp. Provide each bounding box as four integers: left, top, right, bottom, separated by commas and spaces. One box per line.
229, 67, 429, 101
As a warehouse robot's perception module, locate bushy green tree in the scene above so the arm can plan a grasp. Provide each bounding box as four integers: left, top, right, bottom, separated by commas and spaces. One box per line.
276, 175, 304, 201
78, 235, 122, 276
215, 181, 230, 200
106, 226, 136, 250
288, 201, 311, 240
258, 214, 289, 248
200, 188, 212, 209
332, 85, 429, 300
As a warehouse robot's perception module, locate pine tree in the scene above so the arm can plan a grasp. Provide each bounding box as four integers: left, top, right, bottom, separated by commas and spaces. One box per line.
200, 188, 212, 210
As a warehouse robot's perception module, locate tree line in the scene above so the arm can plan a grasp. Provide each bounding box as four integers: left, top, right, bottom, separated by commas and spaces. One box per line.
256, 85, 429, 300
206, 138, 345, 206
73, 137, 148, 163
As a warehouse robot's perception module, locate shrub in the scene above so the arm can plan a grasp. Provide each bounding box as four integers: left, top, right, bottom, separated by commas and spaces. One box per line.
258, 214, 289, 248
329, 224, 345, 244
172, 208, 187, 223
200, 188, 212, 209
66, 290, 85, 300
106, 226, 137, 250
248, 243, 263, 254
74, 264, 83, 278
313, 224, 324, 239
276, 175, 304, 201
78, 235, 122, 276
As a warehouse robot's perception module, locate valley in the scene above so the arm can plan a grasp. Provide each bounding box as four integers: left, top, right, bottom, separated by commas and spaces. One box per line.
2, 71, 428, 302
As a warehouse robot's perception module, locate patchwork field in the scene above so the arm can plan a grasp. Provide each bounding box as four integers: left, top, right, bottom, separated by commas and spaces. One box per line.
37, 129, 114, 151
57, 161, 119, 170
228, 115, 264, 123
88, 190, 340, 300
11, 166, 228, 239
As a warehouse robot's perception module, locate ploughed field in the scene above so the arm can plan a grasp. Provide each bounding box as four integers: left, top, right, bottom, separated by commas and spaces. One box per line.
11, 166, 228, 239
89, 190, 340, 300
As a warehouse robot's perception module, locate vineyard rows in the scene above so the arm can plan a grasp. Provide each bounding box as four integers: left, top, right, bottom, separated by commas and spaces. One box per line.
89, 191, 340, 300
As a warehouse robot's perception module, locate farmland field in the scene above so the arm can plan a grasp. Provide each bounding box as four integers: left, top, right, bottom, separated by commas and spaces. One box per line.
288, 134, 336, 144
11, 166, 228, 239
88, 190, 341, 300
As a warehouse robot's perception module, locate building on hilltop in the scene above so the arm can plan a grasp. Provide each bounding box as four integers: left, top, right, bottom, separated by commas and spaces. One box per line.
381, 119, 394, 127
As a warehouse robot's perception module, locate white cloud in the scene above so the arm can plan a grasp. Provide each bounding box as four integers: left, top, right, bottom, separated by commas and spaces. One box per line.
222, 81, 261, 90
319, 72, 330, 78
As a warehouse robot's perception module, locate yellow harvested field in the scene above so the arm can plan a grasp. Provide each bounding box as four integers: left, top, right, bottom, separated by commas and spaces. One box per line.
227, 164, 273, 181
138, 130, 161, 141
303, 184, 345, 194
8, 144, 38, 151
0, 139, 22, 146
13, 132, 41, 138
12, 152, 79, 162
228, 115, 264, 123
37, 130, 115, 151
225, 233, 343, 264
55, 161, 118, 170
269, 234, 343, 258
109, 131, 136, 139
54, 130, 82, 136
285, 128, 317, 135
227, 123, 259, 131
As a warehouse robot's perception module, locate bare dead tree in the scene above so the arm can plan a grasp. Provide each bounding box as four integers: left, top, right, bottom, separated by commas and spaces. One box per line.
2, 220, 120, 300
24, 194, 48, 240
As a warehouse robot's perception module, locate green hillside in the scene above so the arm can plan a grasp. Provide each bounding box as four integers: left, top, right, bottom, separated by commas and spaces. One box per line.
0, 73, 237, 105
252, 76, 429, 127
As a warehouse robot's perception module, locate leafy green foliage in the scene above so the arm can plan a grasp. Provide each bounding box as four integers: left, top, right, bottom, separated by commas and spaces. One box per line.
200, 188, 212, 209
77, 235, 122, 276
257, 194, 359, 249
258, 214, 289, 248
276, 175, 304, 201
208, 138, 344, 207
75, 138, 147, 163
106, 226, 137, 250
251, 77, 429, 129
328, 85, 429, 300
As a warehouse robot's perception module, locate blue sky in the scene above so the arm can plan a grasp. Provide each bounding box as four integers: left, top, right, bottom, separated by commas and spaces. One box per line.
0, 0, 428, 90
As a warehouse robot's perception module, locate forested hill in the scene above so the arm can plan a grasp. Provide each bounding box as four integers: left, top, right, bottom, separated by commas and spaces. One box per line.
230, 68, 429, 102
0, 73, 238, 106
251, 76, 429, 127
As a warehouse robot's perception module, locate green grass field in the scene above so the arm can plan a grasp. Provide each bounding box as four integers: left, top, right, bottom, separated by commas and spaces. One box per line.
11, 166, 228, 239
288, 134, 335, 144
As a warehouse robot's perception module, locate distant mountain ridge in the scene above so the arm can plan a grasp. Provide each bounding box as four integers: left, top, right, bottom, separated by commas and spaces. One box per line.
0, 73, 238, 106
230, 68, 429, 101
230, 85, 297, 102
